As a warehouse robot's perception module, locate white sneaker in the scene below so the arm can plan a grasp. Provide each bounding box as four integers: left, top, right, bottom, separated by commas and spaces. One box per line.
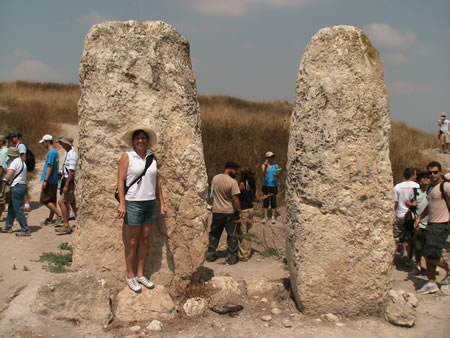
271, 216, 276, 224
262, 217, 268, 224
417, 282, 439, 294
136, 276, 155, 289
126, 276, 142, 292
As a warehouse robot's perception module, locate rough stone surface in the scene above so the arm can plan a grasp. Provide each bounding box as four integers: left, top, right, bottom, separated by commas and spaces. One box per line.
208, 276, 241, 294
75, 20, 209, 291
115, 285, 175, 322
183, 297, 209, 316
246, 279, 284, 296
261, 315, 272, 322
283, 319, 293, 328
129, 325, 141, 333
403, 293, 418, 308
209, 290, 243, 314
384, 290, 416, 327
146, 320, 163, 331
32, 273, 112, 325
286, 25, 393, 316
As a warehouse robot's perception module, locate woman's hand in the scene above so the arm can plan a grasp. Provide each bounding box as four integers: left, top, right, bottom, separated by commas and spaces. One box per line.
118, 203, 126, 219
161, 204, 169, 216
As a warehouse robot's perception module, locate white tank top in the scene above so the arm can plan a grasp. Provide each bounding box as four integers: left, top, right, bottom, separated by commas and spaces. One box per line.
125, 150, 157, 201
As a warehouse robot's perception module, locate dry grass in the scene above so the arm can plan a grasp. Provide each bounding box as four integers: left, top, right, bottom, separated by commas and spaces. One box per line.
0, 80, 438, 187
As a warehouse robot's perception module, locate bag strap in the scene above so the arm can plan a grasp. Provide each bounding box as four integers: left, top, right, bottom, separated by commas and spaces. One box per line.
440, 181, 450, 210
124, 154, 154, 194
10, 161, 24, 186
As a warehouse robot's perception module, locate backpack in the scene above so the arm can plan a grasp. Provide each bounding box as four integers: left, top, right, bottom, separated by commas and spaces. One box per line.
404, 188, 418, 232
24, 145, 35, 172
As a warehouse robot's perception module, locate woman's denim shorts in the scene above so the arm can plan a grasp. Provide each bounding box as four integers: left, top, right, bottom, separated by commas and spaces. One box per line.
125, 200, 156, 226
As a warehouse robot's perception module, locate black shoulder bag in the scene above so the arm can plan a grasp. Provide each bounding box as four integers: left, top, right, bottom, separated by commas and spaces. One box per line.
114, 154, 154, 202
404, 187, 418, 232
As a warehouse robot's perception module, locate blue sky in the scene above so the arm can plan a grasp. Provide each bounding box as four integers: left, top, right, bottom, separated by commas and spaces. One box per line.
0, 0, 449, 132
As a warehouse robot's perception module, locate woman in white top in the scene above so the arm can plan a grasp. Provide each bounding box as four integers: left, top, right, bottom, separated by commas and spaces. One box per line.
3, 147, 30, 236
117, 128, 168, 293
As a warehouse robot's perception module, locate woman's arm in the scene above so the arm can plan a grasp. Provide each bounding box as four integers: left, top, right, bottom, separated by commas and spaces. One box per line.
156, 174, 168, 215
4, 168, 15, 181
117, 153, 129, 219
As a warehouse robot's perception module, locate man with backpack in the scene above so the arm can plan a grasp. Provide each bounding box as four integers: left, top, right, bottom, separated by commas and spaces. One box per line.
0, 135, 8, 221
415, 161, 450, 294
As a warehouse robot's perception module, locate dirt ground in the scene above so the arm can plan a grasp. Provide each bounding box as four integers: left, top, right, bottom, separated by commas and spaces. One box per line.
0, 129, 449, 337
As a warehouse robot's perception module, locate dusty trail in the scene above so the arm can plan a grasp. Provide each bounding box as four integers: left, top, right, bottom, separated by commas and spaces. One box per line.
0, 125, 449, 337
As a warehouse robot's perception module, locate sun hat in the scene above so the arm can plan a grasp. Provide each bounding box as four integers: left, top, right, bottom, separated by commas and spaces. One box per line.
442, 113, 447, 117
123, 127, 157, 149
265, 151, 275, 158
7, 147, 19, 157
58, 135, 73, 146
39, 134, 53, 143
7, 132, 22, 139
0, 135, 6, 142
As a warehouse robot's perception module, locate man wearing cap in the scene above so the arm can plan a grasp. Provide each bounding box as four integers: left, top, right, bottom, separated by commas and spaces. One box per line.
206, 162, 242, 265
0, 135, 8, 220
7, 132, 31, 211
56, 135, 78, 235
438, 113, 449, 153
39, 134, 62, 226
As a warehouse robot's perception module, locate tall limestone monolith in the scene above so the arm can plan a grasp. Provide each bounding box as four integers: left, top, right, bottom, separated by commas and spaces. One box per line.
75, 21, 209, 291
286, 26, 393, 315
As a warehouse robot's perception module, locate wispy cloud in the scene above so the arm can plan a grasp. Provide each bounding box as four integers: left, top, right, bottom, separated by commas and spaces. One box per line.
186, 0, 327, 17
386, 52, 409, 65
388, 81, 432, 95
415, 46, 433, 56
79, 11, 118, 26
9, 59, 63, 82
364, 23, 416, 49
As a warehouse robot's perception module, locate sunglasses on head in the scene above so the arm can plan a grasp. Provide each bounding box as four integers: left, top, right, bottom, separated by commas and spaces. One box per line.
428, 170, 440, 175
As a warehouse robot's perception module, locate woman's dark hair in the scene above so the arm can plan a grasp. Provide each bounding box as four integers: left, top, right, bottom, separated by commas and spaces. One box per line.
132, 129, 149, 142
241, 166, 254, 180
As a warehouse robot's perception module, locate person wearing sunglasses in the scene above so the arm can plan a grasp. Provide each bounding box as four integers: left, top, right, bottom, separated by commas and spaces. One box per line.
414, 161, 450, 294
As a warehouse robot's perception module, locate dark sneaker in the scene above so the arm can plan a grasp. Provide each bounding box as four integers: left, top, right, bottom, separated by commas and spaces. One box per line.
206, 252, 218, 262
16, 230, 31, 237
53, 217, 64, 227
55, 227, 72, 235
40, 218, 55, 226
410, 266, 422, 276
226, 257, 239, 265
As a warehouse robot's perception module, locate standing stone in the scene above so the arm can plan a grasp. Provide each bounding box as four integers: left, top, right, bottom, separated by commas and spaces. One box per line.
75, 21, 209, 291
286, 25, 393, 315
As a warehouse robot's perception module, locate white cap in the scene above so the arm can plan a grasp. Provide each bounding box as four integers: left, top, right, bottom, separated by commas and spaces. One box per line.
39, 134, 53, 143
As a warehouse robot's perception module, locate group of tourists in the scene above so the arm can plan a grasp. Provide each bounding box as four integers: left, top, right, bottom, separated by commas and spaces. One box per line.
0, 132, 78, 236
438, 112, 449, 153
117, 127, 281, 292
394, 162, 450, 294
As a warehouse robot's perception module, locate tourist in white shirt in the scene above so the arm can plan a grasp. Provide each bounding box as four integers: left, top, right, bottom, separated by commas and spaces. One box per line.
394, 168, 419, 261
56, 135, 78, 235
3, 147, 30, 236
117, 127, 168, 293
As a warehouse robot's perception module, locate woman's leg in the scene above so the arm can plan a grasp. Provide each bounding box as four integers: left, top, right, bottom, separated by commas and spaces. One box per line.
136, 223, 153, 277
125, 225, 141, 278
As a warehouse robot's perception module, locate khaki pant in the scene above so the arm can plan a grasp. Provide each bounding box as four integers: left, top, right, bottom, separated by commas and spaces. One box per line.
237, 209, 254, 261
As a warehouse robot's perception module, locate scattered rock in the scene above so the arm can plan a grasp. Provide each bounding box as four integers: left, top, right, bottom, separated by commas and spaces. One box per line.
209, 276, 241, 294
286, 25, 393, 315
115, 285, 175, 322
261, 315, 272, 322
283, 319, 293, 328
260, 298, 268, 303
324, 313, 339, 322
441, 285, 450, 296
403, 293, 418, 308
146, 320, 163, 332
246, 279, 274, 296
271, 308, 282, 315
209, 290, 243, 315
336, 323, 346, 327
76, 20, 209, 290
183, 297, 209, 317
384, 290, 416, 327
129, 325, 141, 333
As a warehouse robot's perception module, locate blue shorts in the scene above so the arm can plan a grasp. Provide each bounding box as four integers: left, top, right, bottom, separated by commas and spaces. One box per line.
125, 200, 156, 226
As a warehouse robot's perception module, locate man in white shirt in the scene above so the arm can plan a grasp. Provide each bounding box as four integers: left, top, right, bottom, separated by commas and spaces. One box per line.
0, 135, 8, 220
438, 113, 449, 153
394, 168, 419, 262
56, 136, 78, 235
